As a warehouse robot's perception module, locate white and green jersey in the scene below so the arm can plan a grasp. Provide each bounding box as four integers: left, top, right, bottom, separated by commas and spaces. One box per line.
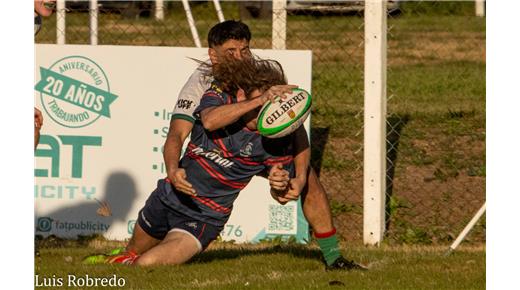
171, 63, 213, 123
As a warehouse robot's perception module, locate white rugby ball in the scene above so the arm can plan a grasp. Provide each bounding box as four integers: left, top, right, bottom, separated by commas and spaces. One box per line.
257, 88, 312, 138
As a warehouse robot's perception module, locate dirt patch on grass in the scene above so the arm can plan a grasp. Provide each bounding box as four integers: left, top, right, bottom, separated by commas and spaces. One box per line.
315, 124, 485, 245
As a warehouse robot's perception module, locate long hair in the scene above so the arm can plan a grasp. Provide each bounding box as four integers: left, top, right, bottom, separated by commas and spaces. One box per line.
211, 57, 287, 98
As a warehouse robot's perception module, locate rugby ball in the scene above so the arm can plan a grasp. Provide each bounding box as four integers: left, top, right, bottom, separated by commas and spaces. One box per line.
257, 88, 312, 138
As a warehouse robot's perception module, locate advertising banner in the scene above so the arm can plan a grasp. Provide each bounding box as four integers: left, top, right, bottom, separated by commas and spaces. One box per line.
34, 44, 312, 243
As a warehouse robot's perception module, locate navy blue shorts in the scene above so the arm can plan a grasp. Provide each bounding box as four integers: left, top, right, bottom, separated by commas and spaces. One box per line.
137, 189, 223, 251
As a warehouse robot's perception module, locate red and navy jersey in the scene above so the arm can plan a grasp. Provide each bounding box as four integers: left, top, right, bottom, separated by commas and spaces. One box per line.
158, 83, 295, 227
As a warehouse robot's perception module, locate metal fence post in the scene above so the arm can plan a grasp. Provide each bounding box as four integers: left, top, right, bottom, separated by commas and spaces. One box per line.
213, 0, 225, 23
155, 0, 165, 21
272, 0, 287, 50
90, 0, 98, 45
364, 0, 387, 246
56, 0, 66, 44
181, 0, 202, 48
446, 202, 486, 255
476, 0, 485, 17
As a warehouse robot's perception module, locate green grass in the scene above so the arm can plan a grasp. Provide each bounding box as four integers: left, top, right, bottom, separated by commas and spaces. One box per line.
36, 241, 485, 290
388, 62, 485, 114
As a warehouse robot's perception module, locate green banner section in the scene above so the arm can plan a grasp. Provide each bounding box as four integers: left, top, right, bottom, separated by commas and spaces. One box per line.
35, 67, 118, 118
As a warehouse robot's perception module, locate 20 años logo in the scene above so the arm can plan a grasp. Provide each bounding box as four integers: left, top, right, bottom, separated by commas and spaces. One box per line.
35, 55, 118, 128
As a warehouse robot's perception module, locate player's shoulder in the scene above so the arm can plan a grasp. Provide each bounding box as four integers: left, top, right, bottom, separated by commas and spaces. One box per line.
181, 60, 212, 90
202, 81, 228, 100
192, 61, 213, 83
185, 67, 211, 87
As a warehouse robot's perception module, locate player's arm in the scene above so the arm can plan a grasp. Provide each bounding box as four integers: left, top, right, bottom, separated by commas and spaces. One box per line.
292, 126, 310, 183
285, 126, 310, 200
163, 118, 196, 195
200, 95, 264, 131
200, 84, 297, 131
267, 127, 310, 203
163, 68, 207, 196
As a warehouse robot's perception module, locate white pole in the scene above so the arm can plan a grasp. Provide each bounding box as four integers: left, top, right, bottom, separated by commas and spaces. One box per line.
212, 0, 225, 23
182, 0, 202, 47
181, 0, 202, 48
363, 0, 387, 246
475, 0, 485, 17
56, 0, 66, 44
446, 202, 486, 255
272, 0, 287, 50
155, 0, 165, 21
89, 0, 98, 45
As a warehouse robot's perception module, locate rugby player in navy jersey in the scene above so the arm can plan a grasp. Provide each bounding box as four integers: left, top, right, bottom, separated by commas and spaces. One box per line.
83, 58, 297, 265
162, 20, 366, 270
84, 57, 366, 270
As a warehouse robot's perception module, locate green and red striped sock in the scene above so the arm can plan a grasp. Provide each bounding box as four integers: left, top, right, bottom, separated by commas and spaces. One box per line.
315, 228, 341, 266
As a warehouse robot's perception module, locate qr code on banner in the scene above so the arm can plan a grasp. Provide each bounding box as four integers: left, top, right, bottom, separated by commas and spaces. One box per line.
267, 204, 297, 235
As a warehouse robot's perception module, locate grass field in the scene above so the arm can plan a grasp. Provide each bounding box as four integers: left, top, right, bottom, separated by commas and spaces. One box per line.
35, 237, 485, 290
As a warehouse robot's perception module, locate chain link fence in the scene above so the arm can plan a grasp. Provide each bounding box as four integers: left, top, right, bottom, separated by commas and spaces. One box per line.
35, 1, 485, 245
385, 1, 485, 245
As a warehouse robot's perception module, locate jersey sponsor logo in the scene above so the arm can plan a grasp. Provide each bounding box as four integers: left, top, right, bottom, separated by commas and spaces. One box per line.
240, 142, 253, 157
210, 83, 223, 94
190, 146, 234, 168
176, 99, 194, 110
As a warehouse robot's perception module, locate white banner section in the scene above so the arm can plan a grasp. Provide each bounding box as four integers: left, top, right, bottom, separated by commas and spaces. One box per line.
35, 44, 312, 243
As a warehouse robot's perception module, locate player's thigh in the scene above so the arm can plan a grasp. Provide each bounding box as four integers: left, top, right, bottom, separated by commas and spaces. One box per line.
135, 231, 200, 266
129, 188, 172, 253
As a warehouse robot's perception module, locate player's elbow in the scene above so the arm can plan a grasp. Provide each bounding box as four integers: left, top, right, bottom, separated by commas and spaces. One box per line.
201, 117, 217, 132
200, 111, 219, 132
